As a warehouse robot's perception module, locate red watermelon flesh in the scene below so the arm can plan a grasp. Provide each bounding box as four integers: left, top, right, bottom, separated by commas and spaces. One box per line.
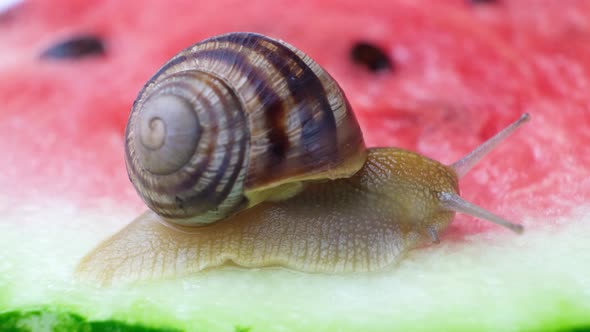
1, 0, 588, 237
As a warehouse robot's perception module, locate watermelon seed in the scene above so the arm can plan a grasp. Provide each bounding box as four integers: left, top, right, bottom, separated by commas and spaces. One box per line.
468, 0, 498, 5
40, 35, 105, 60
350, 42, 393, 73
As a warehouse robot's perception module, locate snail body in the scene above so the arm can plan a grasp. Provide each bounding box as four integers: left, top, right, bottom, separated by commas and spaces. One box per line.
77, 33, 530, 284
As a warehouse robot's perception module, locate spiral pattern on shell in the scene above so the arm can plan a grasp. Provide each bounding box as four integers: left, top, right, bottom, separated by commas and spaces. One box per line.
125, 32, 366, 225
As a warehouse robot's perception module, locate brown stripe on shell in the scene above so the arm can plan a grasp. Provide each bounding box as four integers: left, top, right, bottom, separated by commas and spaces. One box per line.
126, 70, 250, 224
171, 73, 248, 215
250, 36, 339, 168
276, 37, 367, 180
158, 72, 248, 221
198, 33, 344, 188
189, 47, 291, 171
171, 73, 229, 192
210, 34, 294, 165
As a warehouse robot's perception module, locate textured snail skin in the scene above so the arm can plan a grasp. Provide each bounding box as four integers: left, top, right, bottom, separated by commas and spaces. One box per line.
126, 32, 366, 225
77, 148, 458, 284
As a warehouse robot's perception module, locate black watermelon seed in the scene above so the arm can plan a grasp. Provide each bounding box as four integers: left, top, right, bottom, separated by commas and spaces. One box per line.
469, 0, 497, 4
41, 35, 105, 60
350, 42, 393, 73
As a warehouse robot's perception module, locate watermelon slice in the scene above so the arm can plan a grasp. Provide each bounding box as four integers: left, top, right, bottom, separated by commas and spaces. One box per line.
1, 0, 589, 331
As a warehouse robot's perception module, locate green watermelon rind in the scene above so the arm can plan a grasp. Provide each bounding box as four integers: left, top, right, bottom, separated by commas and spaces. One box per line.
0, 307, 589, 332
0, 308, 181, 332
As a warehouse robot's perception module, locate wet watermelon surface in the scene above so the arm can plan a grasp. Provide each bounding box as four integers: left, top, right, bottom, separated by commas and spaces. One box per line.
0, 0, 589, 331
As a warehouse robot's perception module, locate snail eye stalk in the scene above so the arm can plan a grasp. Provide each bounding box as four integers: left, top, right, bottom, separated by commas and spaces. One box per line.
451, 113, 530, 178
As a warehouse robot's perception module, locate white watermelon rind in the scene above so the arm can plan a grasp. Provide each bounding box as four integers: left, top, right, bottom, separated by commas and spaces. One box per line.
1, 198, 589, 332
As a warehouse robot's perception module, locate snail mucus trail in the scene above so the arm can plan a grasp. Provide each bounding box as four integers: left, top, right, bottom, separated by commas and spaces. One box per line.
77, 32, 530, 285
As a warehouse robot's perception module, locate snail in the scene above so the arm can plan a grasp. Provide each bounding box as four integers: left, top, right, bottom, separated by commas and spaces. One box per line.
77, 32, 530, 285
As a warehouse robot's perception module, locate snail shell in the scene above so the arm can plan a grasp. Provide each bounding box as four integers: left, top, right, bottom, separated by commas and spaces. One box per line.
125, 32, 367, 225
